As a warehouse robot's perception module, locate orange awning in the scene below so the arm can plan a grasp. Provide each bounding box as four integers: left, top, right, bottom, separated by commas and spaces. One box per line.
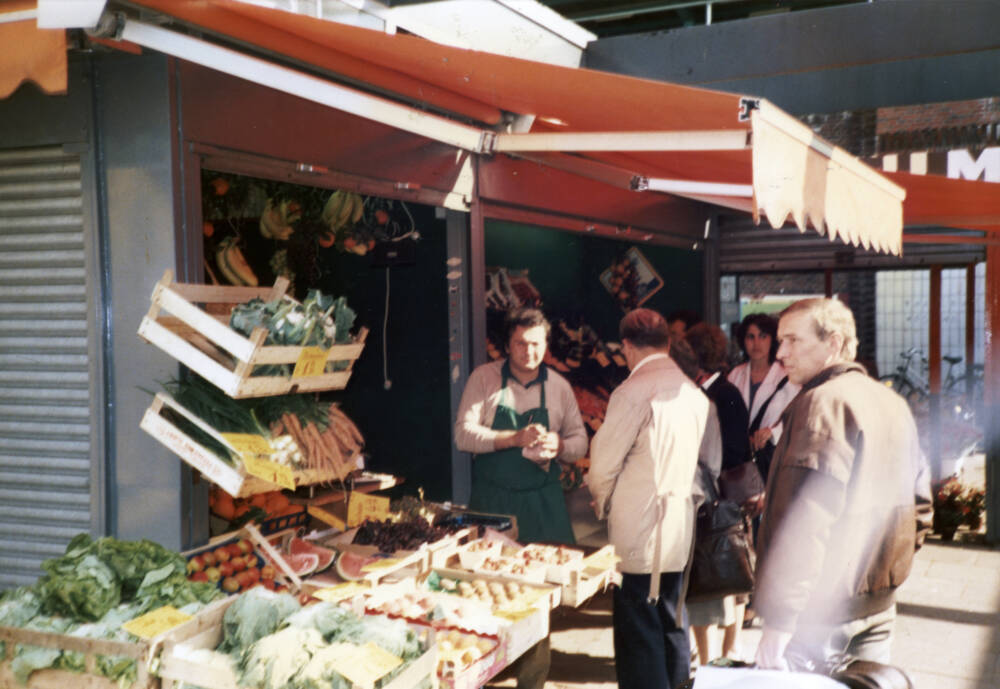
0, 1, 67, 98
15, 0, 1000, 254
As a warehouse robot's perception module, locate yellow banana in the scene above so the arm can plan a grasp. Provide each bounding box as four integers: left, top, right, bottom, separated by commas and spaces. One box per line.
350, 193, 364, 225
225, 241, 258, 286
335, 191, 355, 229
215, 239, 244, 286
322, 191, 346, 230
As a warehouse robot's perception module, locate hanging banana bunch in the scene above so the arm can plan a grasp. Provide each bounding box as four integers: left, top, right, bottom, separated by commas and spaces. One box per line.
215, 236, 258, 286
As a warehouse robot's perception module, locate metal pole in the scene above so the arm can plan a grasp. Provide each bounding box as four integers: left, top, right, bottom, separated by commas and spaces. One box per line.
930, 266, 942, 478
985, 247, 1000, 543
966, 263, 977, 400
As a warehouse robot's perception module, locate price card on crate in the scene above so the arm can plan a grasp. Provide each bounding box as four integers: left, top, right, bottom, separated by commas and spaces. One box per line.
221, 433, 272, 456
327, 642, 403, 686
122, 605, 192, 639
313, 581, 370, 603
347, 492, 391, 527
293, 346, 330, 378
243, 455, 296, 490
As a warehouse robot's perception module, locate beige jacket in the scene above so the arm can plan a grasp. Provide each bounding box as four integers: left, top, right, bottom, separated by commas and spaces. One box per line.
587, 354, 713, 576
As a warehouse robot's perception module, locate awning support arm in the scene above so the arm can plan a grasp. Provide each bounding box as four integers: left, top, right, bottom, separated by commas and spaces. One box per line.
493, 129, 750, 153
115, 16, 492, 154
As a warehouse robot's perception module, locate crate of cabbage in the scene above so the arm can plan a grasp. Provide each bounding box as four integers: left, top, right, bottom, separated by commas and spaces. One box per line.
138, 269, 368, 398
0, 534, 227, 689
158, 587, 437, 689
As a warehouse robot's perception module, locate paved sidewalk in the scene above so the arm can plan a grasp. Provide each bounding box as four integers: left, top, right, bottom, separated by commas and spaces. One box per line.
499, 455, 1000, 688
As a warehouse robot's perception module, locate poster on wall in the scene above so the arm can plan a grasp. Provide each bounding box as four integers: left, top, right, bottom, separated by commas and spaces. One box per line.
600, 247, 664, 311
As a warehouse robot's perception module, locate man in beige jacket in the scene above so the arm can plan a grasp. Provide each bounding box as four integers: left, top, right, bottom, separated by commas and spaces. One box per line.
587, 308, 713, 689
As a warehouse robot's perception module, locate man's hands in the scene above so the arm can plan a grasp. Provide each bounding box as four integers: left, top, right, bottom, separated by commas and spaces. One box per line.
755, 627, 793, 670
515, 423, 549, 450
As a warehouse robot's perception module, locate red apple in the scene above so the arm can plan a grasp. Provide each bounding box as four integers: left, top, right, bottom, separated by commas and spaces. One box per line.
221, 576, 241, 594
205, 566, 222, 583
218, 561, 234, 577
186, 555, 205, 574
226, 543, 242, 558
236, 571, 254, 589
230, 556, 246, 573
189, 571, 209, 583
237, 539, 254, 555
245, 567, 261, 582
201, 551, 217, 567
214, 547, 231, 563
260, 564, 276, 581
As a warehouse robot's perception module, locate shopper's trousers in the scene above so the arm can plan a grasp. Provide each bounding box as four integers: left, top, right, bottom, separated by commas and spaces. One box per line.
612, 572, 690, 689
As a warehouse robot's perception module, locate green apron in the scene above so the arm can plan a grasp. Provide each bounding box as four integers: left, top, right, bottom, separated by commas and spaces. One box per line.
469, 365, 575, 544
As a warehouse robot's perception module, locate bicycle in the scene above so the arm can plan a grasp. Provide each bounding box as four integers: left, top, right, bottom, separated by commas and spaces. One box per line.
879, 347, 929, 407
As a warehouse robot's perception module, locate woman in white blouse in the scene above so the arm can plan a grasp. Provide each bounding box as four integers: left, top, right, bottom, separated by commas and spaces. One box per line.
726, 313, 800, 482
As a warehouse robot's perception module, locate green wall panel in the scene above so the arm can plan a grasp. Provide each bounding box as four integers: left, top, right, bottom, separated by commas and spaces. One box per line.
485, 221, 703, 342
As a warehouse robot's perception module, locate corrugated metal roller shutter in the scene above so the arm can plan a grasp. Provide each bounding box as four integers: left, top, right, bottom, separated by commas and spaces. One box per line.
0, 145, 94, 589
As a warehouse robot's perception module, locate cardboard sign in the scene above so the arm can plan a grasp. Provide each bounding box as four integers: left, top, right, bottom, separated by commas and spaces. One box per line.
327, 642, 403, 686
220, 433, 272, 456
312, 581, 370, 603
347, 492, 391, 527
243, 455, 296, 490
121, 605, 192, 639
293, 346, 330, 378
360, 557, 401, 572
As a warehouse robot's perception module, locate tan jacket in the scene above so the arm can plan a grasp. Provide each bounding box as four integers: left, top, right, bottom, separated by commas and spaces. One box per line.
587, 354, 714, 575
755, 363, 933, 631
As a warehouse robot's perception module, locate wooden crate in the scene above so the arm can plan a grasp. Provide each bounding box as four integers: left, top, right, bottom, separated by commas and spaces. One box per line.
0, 598, 229, 689
137, 270, 367, 398
158, 597, 438, 689
141, 392, 352, 498
560, 544, 619, 608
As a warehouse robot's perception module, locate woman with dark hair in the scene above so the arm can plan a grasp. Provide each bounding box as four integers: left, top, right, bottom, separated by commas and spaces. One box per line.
683, 323, 752, 663
726, 313, 800, 482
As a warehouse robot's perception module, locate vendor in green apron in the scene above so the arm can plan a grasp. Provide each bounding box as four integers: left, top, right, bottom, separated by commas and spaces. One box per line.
455, 307, 588, 544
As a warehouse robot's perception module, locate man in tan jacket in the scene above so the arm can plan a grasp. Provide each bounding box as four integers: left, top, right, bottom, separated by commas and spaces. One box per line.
587, 308, 713, 689
754, 298, 932, 671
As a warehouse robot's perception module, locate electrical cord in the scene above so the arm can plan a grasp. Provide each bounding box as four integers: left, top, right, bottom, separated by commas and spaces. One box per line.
383, 266, 392, 390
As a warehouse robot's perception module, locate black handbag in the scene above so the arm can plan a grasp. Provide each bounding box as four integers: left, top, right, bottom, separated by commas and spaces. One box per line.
829, 658, 914, 689
686, 498, 756, 602
718, 460, 765, 506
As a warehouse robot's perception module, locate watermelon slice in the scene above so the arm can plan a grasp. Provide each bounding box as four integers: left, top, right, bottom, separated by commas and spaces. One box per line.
282, 552, 320, 577
288, 537, 337, 573
335, 550, 382, 581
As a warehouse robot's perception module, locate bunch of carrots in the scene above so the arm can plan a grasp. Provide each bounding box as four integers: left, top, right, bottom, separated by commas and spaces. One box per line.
269, 404, 364, 481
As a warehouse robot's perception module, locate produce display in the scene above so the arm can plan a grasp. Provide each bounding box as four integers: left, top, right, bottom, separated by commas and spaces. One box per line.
169, 587, 430, 689
185, 537, 281, 596
229, 289, 356, 354
210, 488, 307, 530
161, 375, 364, 477
352, 516, 462, 553
434, 629, 498, 679
0, 534, 222, 686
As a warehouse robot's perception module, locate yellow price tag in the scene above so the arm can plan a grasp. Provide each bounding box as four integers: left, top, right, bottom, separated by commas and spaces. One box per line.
347, 492, 391, 527
221, 433, 272, 456
312, 582, 370, 603
494, 607, 537, 622
360, 557, 401, 572
121, 605, 192, 640
243, 455, 296, 490
293, 346, 329, 378
328, 642, 403, 686
582, 550, 620, 575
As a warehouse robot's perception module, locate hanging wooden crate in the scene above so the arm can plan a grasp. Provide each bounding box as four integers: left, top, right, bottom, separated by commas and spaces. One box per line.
140, 392, 354, 498
137, 270, 367, 398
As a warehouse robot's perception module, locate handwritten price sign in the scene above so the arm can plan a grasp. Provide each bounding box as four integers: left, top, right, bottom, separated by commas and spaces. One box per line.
220, 433, 272, 456
122, 605, 192, 639
293, 346, 330, 378
243, 455, 296, 490
347, 492, 391, 527
327, 642, 403, 686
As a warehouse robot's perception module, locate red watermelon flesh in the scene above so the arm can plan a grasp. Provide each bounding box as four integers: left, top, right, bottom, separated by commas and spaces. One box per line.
288, 537, 337, 573
282, 552, 320, 577
335, 550, 382, 581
